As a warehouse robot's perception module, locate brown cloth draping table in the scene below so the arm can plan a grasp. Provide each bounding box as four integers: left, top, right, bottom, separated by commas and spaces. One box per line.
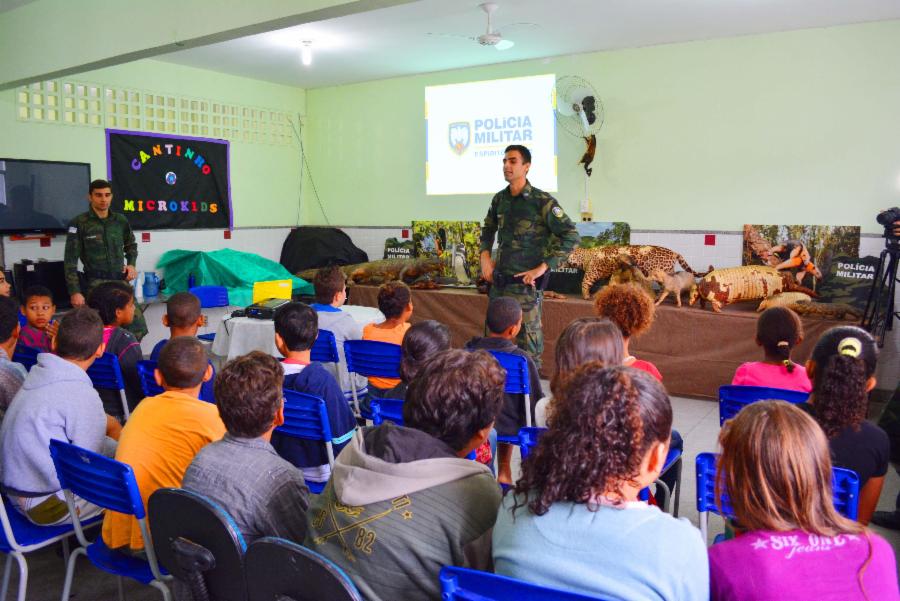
348, 285, 845, 400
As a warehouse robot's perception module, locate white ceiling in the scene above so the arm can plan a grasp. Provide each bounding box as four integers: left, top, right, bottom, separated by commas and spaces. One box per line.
157, 0, 900, 89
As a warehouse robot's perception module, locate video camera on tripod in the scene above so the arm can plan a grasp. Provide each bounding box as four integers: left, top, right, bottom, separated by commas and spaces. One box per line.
862, 207, 900, 345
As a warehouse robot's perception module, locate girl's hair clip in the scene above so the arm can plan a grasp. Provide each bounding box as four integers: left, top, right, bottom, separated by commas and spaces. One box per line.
837, 337, 862, 358
776, 341, 790, 347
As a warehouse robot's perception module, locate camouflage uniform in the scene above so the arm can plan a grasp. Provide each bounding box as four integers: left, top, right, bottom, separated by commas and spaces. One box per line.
480, 181, 580, 370
64, 208, 147, 340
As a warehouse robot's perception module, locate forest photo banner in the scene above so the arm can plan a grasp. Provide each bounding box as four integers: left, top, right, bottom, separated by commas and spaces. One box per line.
106, 130, 232, 230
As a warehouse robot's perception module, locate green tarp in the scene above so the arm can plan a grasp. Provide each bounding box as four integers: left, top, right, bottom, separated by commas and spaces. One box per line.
156, 248, 313, 306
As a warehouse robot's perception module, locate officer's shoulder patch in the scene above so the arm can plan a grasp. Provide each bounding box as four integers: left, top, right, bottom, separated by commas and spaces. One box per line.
552, 206, 564, 218
68, 226, 77, 234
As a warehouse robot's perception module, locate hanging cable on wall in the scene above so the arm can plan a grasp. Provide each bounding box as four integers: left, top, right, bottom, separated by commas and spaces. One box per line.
288, 115, 331, 226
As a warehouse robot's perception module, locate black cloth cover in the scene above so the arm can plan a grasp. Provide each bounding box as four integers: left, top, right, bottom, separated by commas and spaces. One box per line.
279, 227, 368, 274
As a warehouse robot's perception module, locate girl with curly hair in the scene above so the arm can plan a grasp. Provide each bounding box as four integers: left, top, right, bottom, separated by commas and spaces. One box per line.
594, 283, 662, 381
802, 326, 887, 525
710, 400, 898, 600
732, 306, 812, 392
493, 365, 707, 600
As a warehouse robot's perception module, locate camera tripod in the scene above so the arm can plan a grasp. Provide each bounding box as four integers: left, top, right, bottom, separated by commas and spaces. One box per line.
861, 244, 899, 346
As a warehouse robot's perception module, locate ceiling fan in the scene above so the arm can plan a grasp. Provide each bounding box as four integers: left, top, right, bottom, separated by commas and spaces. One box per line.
426, 2, 536, 51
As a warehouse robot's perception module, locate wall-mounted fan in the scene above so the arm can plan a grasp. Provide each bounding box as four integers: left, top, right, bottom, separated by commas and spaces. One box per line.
556, 75, 605, 218
426, 2, 536, 51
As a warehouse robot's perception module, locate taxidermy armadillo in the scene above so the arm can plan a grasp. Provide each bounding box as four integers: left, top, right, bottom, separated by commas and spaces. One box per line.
689, 266, 817, 312
756, 292, 812, 312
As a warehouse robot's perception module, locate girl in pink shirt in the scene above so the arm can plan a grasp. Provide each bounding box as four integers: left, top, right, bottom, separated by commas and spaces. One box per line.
732, 307, 811, 392
709, 401, 898, 601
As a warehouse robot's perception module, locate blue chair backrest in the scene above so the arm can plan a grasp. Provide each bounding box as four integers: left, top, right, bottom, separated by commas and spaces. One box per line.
49, 439, 145, 518
275, 389, 334, 443
697, 452, 860, 520
137, 359, 164, 398
311, 329, 340, 364
343, 340, 401, 379
831, 466, 861, 521
86, 352, 126, 392
718, 385, 809, 426
12, 344, 39, 371
370, 398, 405, 426
440, 566, 607, 601
189, 285, 229, 308
518, 427, 547, 459
488, 351, 530, 395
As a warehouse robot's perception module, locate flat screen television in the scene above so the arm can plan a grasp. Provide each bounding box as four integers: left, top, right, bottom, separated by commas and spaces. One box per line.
0, 159, 91, 235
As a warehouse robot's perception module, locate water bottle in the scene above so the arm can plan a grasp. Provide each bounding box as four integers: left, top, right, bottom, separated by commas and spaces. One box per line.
142, 272, 160, 298
134, 272, 144, 300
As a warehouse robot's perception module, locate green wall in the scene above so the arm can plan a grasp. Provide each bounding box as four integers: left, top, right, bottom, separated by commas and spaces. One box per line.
304, 20, 900, 233
0, 59, 306, 227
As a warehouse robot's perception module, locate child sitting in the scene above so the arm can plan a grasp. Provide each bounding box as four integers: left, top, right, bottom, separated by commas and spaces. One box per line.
709, 400, 898, 600
594, 283, 662, 381
150, 291, 215, 402
310, 265, 368, 401
732, 306, 811, 392
493, 365, 707, 599
272, 302, 356, 486
17, 285, 57, 353
466, 297, 544, 483
87, 281, 144, 416
362, 281, 413, 396
0, 296, 26, 422
802, 326, 888, 525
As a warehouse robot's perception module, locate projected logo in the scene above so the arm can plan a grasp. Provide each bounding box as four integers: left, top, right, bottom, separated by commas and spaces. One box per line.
448, 122, 471, 155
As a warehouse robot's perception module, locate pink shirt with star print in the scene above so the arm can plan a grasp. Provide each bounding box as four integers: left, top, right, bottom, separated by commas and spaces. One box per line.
709, 529, 899, 601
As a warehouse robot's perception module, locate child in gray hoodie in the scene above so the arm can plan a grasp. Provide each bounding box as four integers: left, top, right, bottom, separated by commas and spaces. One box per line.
0, 307, 121, 525
305, 349, 505, 601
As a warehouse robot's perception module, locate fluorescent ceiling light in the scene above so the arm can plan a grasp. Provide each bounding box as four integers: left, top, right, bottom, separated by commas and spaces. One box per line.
301, 41, 312, 66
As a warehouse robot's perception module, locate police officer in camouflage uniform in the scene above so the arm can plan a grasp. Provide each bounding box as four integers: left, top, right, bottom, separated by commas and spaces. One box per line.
480, 145, 580, 372
64, 179, 147, 340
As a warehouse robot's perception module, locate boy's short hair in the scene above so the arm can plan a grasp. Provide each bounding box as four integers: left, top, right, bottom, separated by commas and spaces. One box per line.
274, 302, 318, 352
158, 336, 209, 389
314, 266, 346, 305
404, 349, 505, 452
89, 179, 112, 193
0, 296, 20, 343
165, 292, 202, 328
87, 281, 134, 326
485, 297, 522, 334
22, 285, 54, 304
56, 307, 103, 360
377, 281, 411, 319
214, 351, 284, 438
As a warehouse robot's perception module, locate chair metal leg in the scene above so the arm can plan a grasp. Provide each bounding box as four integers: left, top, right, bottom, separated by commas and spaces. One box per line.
655, 480, 672, 513
60, 547, 86, 601
150, 579, 172, 601
11, 553, 26, 601
672, 459, 683, 518
117, 576, 125, 601
0, 553, 13, 601
349, 383, 361, 417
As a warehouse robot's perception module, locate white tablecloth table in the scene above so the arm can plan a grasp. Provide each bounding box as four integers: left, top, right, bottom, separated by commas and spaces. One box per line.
210, 305, 384, 362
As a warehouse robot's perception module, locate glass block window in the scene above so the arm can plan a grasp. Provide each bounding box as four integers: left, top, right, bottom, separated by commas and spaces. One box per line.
16, 78, 295, 146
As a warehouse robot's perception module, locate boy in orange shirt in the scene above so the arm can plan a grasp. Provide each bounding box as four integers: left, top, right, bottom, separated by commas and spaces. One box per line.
102, 336, 224, 552
362, 281, 413, 396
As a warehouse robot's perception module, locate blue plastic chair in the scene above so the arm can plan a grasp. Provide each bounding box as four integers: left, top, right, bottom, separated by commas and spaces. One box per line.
696, 452, 861, 543
275, 390, 355, 494
48, 439, 172, 600
370, 397, 405, 426
245, 537, 362, 601
189, 286, 229, 342
137, 360, 164, 399
517, 427, 546, 460
10, 345, 38, 372
0, 493, 102, 601
488, 351, 533, 444
718, 385, 809, 426
440, 566, 608, 601
87, 352, 130, 420
311, 329, 340, 364
343, 340, 402, 417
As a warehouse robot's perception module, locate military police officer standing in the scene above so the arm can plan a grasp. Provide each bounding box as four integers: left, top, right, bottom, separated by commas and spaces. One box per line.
479, 145, 580, 371
64, 179, 147, 340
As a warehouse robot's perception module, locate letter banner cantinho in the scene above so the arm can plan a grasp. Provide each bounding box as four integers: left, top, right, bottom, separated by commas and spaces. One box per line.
106, 129, 232, 230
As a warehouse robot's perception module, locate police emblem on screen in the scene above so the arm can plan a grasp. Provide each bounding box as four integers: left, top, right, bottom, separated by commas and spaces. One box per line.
448, 122, 471, 156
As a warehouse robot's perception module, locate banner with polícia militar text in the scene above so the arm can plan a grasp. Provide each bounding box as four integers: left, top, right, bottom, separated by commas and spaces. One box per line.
106, 129, 231, 230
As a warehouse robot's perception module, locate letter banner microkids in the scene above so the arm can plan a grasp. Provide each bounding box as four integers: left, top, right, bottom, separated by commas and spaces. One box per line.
106, 129, 231, 230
